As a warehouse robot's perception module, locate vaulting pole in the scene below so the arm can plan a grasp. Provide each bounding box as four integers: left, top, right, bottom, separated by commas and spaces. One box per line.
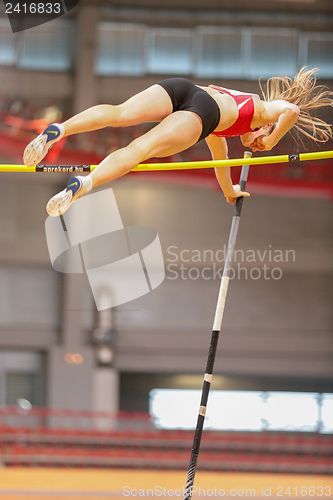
183, 152, 251, 500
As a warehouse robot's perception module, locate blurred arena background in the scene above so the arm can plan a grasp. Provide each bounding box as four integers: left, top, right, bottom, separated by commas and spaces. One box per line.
0, 0, 332, 498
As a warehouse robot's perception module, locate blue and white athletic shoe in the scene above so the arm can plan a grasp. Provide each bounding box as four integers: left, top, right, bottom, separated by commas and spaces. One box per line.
46, 175, 92, 217
23, 123, 65, 166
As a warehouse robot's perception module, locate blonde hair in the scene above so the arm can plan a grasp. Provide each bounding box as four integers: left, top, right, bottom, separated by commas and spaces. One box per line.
260, 67, 333, 144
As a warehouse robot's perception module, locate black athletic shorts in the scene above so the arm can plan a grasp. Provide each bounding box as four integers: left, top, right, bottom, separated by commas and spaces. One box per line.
157, 77, 221, 141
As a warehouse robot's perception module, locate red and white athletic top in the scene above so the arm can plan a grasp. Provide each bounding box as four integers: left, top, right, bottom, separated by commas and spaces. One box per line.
209, 85, 259, 137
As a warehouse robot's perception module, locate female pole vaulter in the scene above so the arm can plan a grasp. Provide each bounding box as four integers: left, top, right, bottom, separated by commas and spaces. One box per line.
23, 67, 333, 216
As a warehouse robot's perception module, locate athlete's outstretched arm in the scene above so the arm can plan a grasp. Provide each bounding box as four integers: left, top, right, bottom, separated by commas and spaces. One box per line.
205, 135, 250, 204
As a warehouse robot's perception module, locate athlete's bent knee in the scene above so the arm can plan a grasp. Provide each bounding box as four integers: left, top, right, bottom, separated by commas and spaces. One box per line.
117, 103, 135, 124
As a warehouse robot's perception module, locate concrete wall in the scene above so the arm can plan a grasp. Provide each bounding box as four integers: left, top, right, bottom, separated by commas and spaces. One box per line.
0, 176, 331, 385
112, 177, 333, 379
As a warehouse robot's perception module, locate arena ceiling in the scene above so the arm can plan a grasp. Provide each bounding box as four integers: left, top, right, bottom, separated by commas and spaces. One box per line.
103, 0, 332, 13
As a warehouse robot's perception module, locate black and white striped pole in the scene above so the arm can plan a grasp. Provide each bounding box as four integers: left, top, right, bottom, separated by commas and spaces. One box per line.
183, 151, 252, 500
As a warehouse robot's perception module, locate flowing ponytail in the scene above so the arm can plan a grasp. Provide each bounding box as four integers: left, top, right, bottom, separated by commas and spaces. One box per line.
260, 67, 333, 144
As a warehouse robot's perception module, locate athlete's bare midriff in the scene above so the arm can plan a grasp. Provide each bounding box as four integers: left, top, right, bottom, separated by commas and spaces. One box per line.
197, 85, 265, 133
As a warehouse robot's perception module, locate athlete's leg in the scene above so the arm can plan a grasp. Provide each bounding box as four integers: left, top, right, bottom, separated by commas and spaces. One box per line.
61, 84, 173, 136
46, 111, 202, 216
23, 84, 173, 166
90, 111, 202, 187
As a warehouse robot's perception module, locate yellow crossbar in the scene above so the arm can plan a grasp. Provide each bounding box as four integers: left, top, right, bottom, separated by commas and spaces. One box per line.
0, 150, 332, 173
